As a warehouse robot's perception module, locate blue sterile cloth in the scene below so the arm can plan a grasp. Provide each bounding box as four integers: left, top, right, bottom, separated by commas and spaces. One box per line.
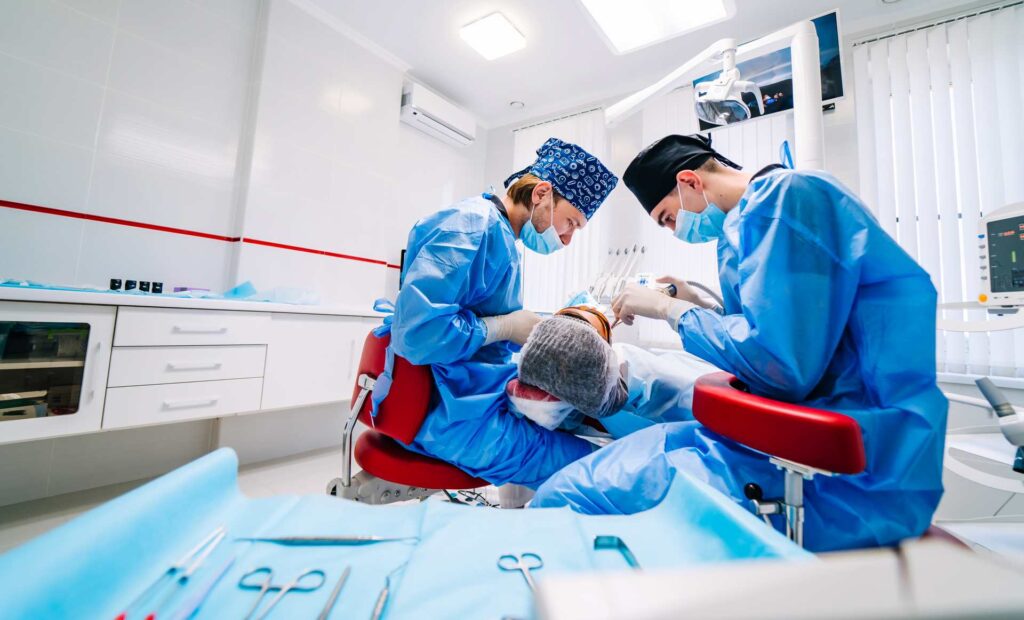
0, 448, 808, 620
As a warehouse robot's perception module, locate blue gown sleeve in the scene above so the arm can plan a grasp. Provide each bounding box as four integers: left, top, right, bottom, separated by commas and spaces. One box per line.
678, 174, 861, 402
391, 228, 489, 365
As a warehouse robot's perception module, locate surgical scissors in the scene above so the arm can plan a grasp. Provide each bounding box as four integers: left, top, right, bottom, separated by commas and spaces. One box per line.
239, 566, 326, 620
497, 553, 544, 592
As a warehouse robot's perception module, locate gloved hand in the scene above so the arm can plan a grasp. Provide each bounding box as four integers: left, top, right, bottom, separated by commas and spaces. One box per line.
612, 284, 693, 329
656, 276, 721, 310
482, 309, 542, 345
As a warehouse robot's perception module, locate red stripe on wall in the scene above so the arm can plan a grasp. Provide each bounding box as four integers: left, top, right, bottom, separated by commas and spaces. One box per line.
0, 198, 241, 242
1, 199, 398, 268
243, 238, 388, 266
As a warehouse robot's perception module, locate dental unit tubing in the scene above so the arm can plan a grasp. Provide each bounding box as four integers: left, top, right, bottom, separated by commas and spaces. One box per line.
606, 21, 824, 170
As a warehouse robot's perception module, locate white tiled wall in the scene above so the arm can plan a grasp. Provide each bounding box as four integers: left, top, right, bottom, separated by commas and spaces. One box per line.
2, 0, 485, 301
0, 0, 488, 509
0, 0, 258, 291
236, 0, 486, 308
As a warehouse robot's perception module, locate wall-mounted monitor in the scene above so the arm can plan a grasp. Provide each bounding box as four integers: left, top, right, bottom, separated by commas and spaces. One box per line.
693, 10, 844, 129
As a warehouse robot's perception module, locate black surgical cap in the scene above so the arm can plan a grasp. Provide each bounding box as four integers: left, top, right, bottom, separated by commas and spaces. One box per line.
623, 134, 742, 213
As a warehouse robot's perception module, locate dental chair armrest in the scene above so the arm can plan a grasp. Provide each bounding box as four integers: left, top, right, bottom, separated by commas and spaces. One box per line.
693, 372, 866, 475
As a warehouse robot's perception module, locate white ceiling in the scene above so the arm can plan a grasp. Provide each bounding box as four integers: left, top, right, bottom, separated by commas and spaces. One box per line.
314, 0, 983, 128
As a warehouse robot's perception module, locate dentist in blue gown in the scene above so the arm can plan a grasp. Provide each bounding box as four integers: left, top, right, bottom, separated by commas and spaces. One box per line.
389, 138, 618, 488
533, 134, 948, 551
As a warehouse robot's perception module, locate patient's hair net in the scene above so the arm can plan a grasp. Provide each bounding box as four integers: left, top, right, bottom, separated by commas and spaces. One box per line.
518, 316, 626, 417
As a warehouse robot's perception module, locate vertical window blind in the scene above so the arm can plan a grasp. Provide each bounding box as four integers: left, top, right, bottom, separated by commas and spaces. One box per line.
853, 3, 1024, 377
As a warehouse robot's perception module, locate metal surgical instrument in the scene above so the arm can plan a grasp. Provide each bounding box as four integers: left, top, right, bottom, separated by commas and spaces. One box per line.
167, 553, 236, 620
316, 566, 350, 620
594, 535, 642, 569
370, 582, 390, 620
497, 553, 544, 592
117, 525, 227, 620
239, 567, 326, 620
236, 535, 416, 546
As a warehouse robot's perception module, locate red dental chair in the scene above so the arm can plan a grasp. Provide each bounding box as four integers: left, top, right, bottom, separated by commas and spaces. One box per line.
692, 372, 867, 547
327, 330, 487, 504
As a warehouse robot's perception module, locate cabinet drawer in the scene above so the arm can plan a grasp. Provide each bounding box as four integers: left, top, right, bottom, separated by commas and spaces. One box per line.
103, 378, 263, 429
114, 308, 271, 346
107, 345, 266, 387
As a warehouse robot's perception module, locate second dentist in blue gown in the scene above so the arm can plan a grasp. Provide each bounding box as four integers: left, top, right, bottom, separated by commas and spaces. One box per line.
533, 135, 947, 551
390, 138, 618, 488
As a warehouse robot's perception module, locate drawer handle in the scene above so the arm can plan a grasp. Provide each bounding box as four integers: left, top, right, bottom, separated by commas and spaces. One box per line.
166, 361, 223, 371
162, 397, 219, 410
88, 340, 103, 400
172, 325, 228, 335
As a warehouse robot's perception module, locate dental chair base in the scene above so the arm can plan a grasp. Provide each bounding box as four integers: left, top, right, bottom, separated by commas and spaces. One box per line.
693, 372, 867, 547
328, 471, 436, 505
743, 458, 836, 548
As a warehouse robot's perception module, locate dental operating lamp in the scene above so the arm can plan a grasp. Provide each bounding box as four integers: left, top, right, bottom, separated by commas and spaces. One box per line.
605, 20, 824, 170
693, 46, 764, 125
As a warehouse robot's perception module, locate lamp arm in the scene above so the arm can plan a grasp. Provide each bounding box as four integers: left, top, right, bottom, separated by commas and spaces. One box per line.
605, 38, 736, 127
605, 20, 824, 171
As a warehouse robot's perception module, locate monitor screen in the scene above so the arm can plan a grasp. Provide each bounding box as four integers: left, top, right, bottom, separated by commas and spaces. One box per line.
987, 214, 1024, 293
692, 11, 843, 130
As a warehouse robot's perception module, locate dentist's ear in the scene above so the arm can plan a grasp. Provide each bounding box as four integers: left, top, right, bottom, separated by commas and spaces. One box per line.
675, 170, 702, 192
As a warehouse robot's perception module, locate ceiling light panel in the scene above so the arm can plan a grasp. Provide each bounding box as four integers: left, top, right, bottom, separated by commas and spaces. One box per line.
460, 12, 526, 60
579, 0, 735, 54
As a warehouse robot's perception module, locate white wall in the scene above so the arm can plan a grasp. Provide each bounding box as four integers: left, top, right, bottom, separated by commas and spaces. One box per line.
0, 0, 259, 292
0, 0, 486, 306
0, 0, 487, 506
234, 0, 487, 308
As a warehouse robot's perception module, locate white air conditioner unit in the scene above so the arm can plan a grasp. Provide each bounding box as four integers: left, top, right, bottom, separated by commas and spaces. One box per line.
400, 82, 476, 147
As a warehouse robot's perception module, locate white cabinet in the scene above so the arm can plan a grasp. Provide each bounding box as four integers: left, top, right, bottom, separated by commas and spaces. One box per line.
107, 345, 266, 387
103, 378, 263, 429
0, 295, 380, 442
260, 314, 379, 410
0, 302, 115, 444
114, 307, 271, 346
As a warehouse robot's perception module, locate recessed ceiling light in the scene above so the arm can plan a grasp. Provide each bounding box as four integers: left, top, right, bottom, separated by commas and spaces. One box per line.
579, 0, 736, 55
459, 12, 526, 60
509, 101, 525, 109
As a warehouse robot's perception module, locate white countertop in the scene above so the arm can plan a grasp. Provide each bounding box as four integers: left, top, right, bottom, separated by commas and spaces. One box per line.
0, 286, 384, 318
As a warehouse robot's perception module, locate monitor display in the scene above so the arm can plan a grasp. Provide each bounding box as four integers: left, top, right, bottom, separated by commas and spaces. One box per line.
988, 214, 1024, 294
693, 11, 843, 129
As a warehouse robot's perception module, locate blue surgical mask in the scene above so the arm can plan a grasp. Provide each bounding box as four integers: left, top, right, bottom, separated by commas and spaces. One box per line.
672, 185, 726, 244
520, 194, 565, 255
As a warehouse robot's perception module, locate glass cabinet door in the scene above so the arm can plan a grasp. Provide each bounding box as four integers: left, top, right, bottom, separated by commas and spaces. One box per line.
0, 303, 115, 444
0, 322, 91, 422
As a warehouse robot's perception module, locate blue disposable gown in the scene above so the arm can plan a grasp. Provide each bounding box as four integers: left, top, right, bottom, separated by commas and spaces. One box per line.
391, 194, 596, 488
534, 170, 948, 551
613, 343, 719, 423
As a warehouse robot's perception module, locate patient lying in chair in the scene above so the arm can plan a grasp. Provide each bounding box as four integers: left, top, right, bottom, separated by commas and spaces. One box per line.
509, 312, 628, 431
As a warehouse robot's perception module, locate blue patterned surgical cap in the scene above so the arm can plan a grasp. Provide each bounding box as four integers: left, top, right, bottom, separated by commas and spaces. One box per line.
503, 138, 618, 220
